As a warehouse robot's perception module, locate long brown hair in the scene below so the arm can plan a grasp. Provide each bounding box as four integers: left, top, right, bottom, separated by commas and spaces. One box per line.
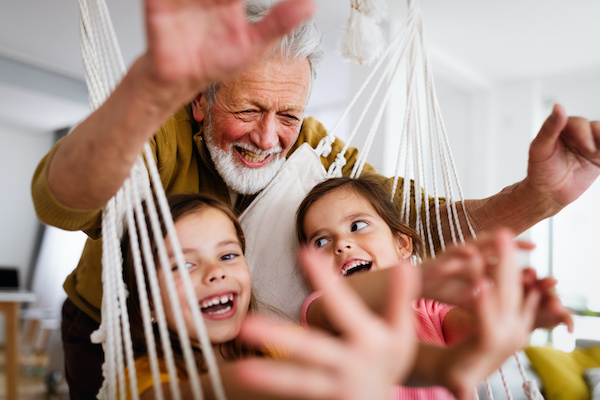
122, 193, 258, 375
296, 176, 424, 258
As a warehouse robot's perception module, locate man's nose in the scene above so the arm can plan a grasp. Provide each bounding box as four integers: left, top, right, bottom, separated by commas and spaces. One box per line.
253, 113, 279, 151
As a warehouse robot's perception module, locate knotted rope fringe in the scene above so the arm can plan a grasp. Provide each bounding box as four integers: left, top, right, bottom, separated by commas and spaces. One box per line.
319, 1, 545, 399
78, 1, 226, 399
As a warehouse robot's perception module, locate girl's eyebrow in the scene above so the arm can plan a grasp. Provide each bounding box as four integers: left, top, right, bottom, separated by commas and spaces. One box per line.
307, 229, 327, 243
344, 212, 372, 221
167, 239, 241, 258
216, 239, 242, 248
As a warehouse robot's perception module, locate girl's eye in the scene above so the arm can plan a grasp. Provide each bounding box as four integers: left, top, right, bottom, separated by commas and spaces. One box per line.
220, 253, 238, 261
171, 261, 195, 271
314, 237, 330, 248
351, 221, 368, 232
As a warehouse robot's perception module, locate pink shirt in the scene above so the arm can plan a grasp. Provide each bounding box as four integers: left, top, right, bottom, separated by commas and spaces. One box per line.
300, 294, 456, 400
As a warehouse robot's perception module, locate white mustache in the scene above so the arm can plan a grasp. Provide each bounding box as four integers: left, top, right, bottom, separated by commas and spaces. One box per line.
232, 142, 282, 155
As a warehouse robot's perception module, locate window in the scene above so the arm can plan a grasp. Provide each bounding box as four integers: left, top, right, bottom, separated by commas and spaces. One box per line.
530, 178, 600, 350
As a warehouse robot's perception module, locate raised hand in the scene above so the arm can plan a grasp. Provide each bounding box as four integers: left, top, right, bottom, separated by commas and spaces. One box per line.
438, 229, 542, 399
142, 0, 316, 91
420, 235, 535, 308
521, 267, 574, 332
526, 103, 600, 211
235, 247, 420, 400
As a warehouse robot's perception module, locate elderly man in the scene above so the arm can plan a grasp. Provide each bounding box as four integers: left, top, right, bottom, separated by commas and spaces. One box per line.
32, 0, 599, 398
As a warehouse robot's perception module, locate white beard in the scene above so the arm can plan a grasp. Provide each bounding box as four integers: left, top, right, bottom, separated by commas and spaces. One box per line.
204, 122, 286, 195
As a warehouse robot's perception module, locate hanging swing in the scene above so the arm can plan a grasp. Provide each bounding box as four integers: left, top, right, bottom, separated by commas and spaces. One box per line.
77, 0, 542, 399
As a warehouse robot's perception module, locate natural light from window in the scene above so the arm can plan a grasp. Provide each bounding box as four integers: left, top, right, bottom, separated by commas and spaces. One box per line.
530, 177, 600, 350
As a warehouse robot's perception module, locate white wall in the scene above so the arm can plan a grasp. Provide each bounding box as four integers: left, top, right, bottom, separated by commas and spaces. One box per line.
0, 123, 54, 281
0, 122, 54, 343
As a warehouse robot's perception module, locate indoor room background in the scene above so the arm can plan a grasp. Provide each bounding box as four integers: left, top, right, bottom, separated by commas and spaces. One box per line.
1, 0, 599, 351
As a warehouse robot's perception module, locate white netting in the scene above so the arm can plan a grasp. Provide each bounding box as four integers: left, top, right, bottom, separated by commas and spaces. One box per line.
78, 0, 226, 399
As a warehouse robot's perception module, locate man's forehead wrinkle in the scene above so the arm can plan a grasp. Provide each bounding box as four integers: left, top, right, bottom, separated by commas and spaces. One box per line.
228, 80, 309, 111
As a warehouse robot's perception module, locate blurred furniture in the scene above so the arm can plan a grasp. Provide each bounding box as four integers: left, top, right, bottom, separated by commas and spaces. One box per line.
0, 289, 35, 400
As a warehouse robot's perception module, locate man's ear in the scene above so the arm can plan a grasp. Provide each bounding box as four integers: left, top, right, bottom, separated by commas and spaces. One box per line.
192, 93, 207, 123
395, 233, 413, 259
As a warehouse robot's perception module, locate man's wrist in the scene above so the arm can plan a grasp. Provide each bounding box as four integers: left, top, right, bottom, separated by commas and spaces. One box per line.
467, 179, 561, 237
130, 55, 211, 120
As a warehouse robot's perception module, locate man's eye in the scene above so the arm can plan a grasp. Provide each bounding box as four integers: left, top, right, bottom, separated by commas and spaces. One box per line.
314, 238, 329, 248
351, 221, 368, 232
220, 253, 238, 261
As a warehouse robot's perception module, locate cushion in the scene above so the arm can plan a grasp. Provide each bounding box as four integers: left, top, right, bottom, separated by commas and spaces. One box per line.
239, 143, 333, 321
524, 345, 600, 400
584, 368, 600, 400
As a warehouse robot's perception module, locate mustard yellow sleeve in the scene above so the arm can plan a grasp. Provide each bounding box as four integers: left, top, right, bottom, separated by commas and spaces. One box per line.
124, 356, 172, 400
30, 138, 104, 237
31, 128, 162, 239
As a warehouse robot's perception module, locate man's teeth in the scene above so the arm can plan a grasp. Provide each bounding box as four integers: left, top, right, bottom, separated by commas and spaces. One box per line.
200, 293, 234, 310
239, 148, 268, 162
341, 260, 372, 276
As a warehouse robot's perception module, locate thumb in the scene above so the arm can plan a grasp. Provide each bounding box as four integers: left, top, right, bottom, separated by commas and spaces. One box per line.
530, 103, 568, 159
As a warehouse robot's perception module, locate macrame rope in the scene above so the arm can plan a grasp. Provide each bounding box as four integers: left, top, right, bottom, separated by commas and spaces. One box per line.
124, 178, 160, 400
144, 142, 227, 400
336, 2, 540, 400
514, 352, 544, 400
78, 0, 227, 398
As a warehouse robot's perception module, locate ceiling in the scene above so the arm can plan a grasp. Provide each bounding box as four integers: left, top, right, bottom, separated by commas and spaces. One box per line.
1, 0, 600, 130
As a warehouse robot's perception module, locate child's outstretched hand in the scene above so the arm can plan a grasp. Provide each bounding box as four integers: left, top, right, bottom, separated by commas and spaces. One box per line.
436, 229, 542, 400
420, 242, 485, 307
420, 236, 536, 309
234, 247, 420, 400
522, 267, 574, 332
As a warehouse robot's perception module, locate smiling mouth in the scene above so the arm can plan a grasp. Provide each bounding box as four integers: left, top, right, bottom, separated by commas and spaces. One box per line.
236, 147, 270, 163
340, 261, 372, 277
200, 293, 235, 316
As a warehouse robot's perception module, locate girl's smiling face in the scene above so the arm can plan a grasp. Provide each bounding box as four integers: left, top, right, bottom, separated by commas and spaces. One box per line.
158, 207, 251, 345
302, 187, 413, 277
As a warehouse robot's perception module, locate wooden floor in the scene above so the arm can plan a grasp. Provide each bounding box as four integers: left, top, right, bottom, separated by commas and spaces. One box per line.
0, 348, 69, 400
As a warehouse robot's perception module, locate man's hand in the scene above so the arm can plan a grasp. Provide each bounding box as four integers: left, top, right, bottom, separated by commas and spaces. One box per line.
143, 0, 316, 93
525, 103, 600, 213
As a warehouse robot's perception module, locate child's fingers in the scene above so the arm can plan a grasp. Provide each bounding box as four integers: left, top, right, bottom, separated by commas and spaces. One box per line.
514, 239, 536, 251
489, 230, 520, 302
239, 314, 349, 369
234, 358, 338, 400
386, 262, 419, 331
521, 288, 542, 333
420, 245, 486, 306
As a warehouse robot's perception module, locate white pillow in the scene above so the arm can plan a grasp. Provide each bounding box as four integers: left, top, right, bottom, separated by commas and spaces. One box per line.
239, 143, 335, 321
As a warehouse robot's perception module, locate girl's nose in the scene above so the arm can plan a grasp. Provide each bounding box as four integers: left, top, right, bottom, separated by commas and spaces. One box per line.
335, 241, 351, 254
203, 264, 226, 284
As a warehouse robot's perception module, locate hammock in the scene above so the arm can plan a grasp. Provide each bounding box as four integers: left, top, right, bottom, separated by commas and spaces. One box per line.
76, 0, 543, 399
